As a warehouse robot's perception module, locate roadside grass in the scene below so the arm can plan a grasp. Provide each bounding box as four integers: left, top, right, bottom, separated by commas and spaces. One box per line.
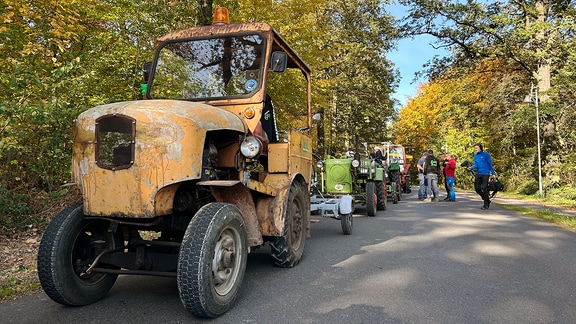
499, 204, 576, 232
502, 192, 576, 209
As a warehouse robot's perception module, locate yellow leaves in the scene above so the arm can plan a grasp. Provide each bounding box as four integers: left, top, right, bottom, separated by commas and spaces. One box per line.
3, 11, 14, 23
3, 0, 84, 50
393, 57, 519, 157
18, 4, 31, 14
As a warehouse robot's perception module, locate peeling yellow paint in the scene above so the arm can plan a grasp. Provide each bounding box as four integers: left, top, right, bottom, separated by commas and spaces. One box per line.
73, 100, 246, 217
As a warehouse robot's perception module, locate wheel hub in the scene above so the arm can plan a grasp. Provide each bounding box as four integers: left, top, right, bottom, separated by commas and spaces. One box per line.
212, 230, 240, 294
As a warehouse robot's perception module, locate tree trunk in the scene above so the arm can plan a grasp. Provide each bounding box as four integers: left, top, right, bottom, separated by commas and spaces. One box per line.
535, 0, 551, 98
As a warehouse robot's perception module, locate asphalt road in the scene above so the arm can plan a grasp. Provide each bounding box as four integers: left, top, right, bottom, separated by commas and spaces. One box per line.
3, 191, 576, 323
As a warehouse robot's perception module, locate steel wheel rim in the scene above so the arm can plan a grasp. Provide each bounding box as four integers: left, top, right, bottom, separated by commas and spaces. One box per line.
212, 226, 243, 296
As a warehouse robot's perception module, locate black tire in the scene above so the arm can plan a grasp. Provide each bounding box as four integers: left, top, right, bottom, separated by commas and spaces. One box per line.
340, 213, 353, 235
392, 182, 399, 204
375, 180, 386, 210
177, 203, 248, 318
270, 180, 308, 267
397, 181, 403, 202
37, 204, 122, 306
404, 176, 412, 193
366, 182, 377, 216
382, 182, 387, 210
340, 198, 353, 235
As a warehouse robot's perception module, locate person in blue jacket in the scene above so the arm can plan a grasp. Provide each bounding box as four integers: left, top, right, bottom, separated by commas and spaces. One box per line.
469, 143, 497, 209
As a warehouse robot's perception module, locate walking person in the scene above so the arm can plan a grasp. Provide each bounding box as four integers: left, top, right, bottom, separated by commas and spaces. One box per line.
469, 143, 497, 209
423, 149, 440, 202
444, 152, 457, 202
417, 152, 428, 200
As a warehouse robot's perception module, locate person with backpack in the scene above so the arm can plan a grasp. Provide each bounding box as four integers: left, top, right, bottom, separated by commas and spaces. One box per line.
469, 143, 497, 209
423, 149, 441, 202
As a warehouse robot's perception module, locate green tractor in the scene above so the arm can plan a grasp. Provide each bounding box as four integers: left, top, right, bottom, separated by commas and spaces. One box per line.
386, 161, 402, 204
313, 147, 387, 217
374, 142, 412, 204
334, 136, 388, 215
351, 151, 388, 216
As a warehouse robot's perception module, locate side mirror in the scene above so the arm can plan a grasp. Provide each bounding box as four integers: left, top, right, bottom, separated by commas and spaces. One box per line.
141, 62, 153, 97
269, 51, 287, 73
142, 62, 152, 83
312, 113, 322, 122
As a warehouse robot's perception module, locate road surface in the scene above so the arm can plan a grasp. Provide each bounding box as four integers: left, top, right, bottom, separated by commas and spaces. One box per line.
2, 191, 576, 323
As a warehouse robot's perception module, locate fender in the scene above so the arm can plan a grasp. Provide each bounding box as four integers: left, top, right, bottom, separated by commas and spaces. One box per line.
255, 173, 311, 238
339, 195, 354, 215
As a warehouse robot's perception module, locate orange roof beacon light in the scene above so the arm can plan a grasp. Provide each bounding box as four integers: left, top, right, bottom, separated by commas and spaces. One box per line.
212, 7, 230, 25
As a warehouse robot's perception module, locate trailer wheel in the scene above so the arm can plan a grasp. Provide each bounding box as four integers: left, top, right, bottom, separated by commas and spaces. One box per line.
340, 212, 353, 235
271, 180, 307, 267
366, 182, 377, 216
375, 180, 387, 211
37, 204, 121, 306
178, 203, 248, 318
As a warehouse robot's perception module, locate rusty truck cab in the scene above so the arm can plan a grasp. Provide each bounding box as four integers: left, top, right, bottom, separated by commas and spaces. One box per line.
40, 7, 314, 319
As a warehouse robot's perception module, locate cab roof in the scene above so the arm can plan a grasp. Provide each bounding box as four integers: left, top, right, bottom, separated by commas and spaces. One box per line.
156, 22, 311, 75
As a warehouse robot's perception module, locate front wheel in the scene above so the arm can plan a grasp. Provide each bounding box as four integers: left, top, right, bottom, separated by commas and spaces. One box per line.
271, 180, 308, 267
375, 180, 387, 211
177, 203, 248, 318
37, 204, 122, 306
366, 182, 377, 216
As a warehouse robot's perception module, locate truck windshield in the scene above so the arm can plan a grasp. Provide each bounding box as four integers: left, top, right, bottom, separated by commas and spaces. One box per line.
149, 33, 265, 100
389, 147, 405, 164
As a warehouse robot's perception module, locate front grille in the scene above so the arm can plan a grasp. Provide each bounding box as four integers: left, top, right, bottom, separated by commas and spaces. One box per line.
95, 114, 136, 170
358, 160, 371, 175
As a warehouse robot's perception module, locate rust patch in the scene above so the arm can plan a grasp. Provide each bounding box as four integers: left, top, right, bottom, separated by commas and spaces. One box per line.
205, 182, 263, 246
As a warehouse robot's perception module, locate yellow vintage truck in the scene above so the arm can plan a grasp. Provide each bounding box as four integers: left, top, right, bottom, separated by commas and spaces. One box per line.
37, 8, 313, 318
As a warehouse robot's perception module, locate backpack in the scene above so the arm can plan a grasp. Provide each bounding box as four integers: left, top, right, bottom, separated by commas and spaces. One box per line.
488, 179, 504, 192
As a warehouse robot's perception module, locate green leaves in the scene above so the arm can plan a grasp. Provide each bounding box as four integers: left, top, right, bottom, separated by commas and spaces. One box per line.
0, 0, 400, 226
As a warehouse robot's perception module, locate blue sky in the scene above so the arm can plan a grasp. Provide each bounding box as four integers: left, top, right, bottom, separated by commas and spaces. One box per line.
386, 3, 449, 108
387, 36, 446, 107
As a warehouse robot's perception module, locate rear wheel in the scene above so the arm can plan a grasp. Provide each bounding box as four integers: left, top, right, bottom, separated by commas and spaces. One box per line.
271, 180, 308, 267
404, 176, 412, 193
392, 181, 399, 204
366, 182, 377, 216
177, 203, 248, 318
37, 204, 121, 306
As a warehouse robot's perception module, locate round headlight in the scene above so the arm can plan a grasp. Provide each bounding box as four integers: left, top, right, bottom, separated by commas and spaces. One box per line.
316, 161, 324, 168
240, 136, 262, 158
351, 160, 360, 168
